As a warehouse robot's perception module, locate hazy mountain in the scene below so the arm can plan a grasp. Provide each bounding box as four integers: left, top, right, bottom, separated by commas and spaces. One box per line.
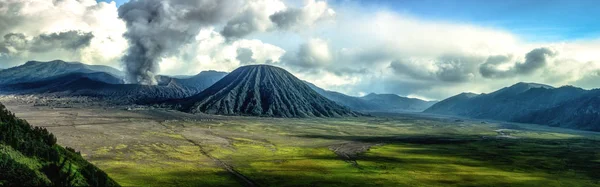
176, 65, 359, 117
0, 60, 123, 85
305, 82, 376, 111
424, 82, 594, 129
360, 93, 437, 112
305, 82, 435, 112
157, 70, 227, 92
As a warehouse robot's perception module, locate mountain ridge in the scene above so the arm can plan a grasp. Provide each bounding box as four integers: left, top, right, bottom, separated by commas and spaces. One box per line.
424, 82, 598, 131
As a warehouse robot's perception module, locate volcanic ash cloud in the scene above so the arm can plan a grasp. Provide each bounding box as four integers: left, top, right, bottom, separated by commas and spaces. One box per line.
118, 0, 243, 85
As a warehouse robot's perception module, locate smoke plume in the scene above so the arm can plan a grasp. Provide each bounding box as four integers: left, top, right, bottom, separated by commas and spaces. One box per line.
118, 0, 243, 85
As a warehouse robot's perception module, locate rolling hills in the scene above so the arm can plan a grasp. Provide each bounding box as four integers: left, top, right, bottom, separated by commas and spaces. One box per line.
176, 65, 359, 117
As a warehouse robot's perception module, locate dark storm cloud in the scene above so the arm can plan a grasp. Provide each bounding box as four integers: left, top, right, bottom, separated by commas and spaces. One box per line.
269, 9, 303, 30
434, 55, 482, 82
236, 48, 255, 64
515, 47, 555, 74
221, 16, 259, 40
0, 31, 93, 54
29, 31, 93, 52
1, 33, 28, 51
479, 47, 555, 78
118, 0, 243, 85
479, 55, 512, 78
389, 59, 435, 81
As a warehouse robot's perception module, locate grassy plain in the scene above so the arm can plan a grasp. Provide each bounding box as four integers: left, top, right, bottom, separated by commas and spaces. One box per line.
3, 100, 600, 186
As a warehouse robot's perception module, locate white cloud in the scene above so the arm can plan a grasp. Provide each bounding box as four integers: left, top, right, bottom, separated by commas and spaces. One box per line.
0, 0, 127, 68
1, 0, 600, 100
159, 28, 286, 75
271, 5, 600, 100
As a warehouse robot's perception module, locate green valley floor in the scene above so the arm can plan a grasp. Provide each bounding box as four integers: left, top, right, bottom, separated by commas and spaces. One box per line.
2, 98, 600, 187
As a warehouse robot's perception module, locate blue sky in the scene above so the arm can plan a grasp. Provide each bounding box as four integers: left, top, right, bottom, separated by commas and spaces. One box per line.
333, 0, 600, 42
97, 0, 128, 7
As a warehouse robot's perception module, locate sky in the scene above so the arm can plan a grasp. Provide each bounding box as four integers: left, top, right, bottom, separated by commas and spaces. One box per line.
1, 0, 600, 101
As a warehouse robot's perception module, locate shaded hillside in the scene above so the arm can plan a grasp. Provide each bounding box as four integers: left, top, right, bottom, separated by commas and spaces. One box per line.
0, 72, 195, 104
306, 82, 435, 112
0, 102, 119, 186
424, 82, 587, 120
515, 89, 600, 131
0, 60, 123, 85
177, 65, 359, 117
424, 82, 600, 131
422, 92, 479, 116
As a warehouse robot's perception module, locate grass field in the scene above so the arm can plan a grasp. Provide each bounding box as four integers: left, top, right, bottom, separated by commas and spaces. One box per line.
4, 102, 600, 186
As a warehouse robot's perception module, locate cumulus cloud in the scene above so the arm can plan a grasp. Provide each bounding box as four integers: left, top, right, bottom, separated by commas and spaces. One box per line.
236, 48, 256, 64
284, 38, 332, 68
389, 55, 482, 83
269, 0, 335, 31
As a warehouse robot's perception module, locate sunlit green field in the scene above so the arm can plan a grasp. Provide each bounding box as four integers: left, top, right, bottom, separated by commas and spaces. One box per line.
84, 112, 600, 186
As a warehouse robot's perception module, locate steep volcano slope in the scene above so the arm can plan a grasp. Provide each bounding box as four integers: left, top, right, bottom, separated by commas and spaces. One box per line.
178, 65, 359, 117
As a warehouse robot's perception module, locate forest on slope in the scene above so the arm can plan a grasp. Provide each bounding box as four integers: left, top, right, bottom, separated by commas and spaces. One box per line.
0, 102, 119, 186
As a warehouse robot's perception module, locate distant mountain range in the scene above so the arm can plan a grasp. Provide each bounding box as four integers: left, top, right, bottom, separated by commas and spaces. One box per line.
0, 60, 435, 113
0, 60, 124, 85
425, 82, 600, 131
306, 82, 436, 112
5, 60, 597, 126
0, 60, 226, 104
174, 65, 360, 117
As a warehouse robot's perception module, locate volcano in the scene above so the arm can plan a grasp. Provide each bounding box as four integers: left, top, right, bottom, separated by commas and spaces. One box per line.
176, 65, 359, 117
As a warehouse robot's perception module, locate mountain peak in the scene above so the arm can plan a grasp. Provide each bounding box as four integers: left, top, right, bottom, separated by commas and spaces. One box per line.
491, 82, 554, 96
177, 65, 358, 117
512, 82, 553, 89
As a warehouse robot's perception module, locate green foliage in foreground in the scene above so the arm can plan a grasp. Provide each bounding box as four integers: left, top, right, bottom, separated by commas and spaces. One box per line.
0, 103, 119, 186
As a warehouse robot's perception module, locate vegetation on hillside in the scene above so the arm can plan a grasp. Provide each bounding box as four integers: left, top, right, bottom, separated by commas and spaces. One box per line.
0, 103, 119, 186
